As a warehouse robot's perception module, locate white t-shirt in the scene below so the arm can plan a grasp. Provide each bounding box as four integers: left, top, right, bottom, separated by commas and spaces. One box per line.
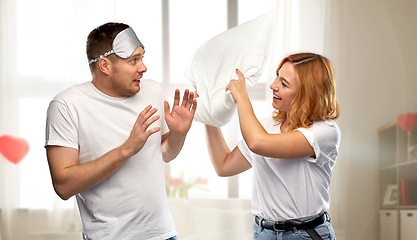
238, 117, 341, 221
45, 80, 176, 240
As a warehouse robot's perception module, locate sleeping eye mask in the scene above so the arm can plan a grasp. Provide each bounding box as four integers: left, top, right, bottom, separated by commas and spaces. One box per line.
88, 27, 144, 64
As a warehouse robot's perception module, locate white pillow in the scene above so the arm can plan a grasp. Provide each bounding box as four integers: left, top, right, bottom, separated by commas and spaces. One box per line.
184, 11, 276, 127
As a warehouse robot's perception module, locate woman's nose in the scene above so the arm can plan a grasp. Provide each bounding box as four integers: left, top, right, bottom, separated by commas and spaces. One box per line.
270, 82, 278, 91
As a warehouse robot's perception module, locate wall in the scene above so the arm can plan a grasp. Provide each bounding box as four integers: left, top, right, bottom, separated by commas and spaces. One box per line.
1, 1, 416, 240
327, 0, 417, 239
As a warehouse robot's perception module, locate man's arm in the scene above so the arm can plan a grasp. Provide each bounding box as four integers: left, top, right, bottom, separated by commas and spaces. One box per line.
47, 145, 132, 200
47, 105, 161, 200
161, 89, 196, 162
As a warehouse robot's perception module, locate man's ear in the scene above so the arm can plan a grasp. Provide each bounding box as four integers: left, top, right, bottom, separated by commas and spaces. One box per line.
98, 57, 111, 75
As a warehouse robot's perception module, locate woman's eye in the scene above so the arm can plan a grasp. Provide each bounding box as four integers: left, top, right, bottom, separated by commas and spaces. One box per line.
281, 81, 287, 88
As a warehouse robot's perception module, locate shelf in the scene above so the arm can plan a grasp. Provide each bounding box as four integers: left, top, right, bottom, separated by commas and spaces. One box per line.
380, 205, 398, 210
398, 163, 417, 180
379, 159, 417, 171
379, 164, 397, 171
399, 205, 417, 209
379, 168, 397, 208
378, 112, 417, 239
378, 124, 397, 167
398, 121, 417, 164
397, 159, 417, 167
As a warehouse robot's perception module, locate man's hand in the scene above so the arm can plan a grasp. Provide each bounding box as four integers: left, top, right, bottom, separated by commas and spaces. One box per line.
123, 105, 161, 157
47, 105, 162, 200
164, 89, 197, 136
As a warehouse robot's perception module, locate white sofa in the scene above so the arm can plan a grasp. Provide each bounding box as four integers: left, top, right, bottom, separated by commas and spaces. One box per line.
21, 198, 253, 240
21, 198, 345, 240
167, 198, 253, 240
167, 198, 346, 240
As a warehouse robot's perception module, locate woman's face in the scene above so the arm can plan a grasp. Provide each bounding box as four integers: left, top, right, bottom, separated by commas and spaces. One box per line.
270, 61, 299, 111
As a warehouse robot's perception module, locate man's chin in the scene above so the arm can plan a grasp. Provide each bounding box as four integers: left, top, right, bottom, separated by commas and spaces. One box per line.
128, 86, 140, 96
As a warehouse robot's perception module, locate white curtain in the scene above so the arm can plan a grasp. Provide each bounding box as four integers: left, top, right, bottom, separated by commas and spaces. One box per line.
268, 1, 348, 233
0, 1, 340, 239
0, 1, 164, 239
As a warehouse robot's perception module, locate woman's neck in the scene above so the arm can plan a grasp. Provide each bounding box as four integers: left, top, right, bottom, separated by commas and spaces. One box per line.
280, 118, 291, 133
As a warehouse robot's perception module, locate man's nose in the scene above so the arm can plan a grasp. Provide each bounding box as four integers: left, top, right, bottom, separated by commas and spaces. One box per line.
139, 62, 147, 73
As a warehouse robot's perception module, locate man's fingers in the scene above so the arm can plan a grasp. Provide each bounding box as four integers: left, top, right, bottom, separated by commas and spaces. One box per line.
137, 115, 161, 143
170, 89, 196, 111
136, 105, 158, 126
164, 101, 170, 114
144, 115, 161, 131
191, 98, 197, 114
140, 105, 153, 115
186, 92, 195, 110
181, 89, 190, 107
146, 127, 161, 136
173, 89, 180, 107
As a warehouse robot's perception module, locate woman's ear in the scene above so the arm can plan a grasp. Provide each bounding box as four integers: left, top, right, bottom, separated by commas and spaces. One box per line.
98, 57, 111, 75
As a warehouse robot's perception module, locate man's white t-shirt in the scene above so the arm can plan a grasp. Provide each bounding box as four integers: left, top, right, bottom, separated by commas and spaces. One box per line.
45, 80, 176, 240
238, 117, 341, 221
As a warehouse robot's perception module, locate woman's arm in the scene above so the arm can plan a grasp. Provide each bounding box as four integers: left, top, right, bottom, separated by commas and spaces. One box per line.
205, 125, 251, 177
226, 69, 314, 159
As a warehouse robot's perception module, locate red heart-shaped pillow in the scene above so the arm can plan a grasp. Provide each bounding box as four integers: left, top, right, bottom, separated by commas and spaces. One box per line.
0, 135, 30, 164
397, 113, 417, 132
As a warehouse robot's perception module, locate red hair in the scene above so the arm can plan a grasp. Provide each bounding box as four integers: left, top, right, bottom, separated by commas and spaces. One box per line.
272, 53, 340, 131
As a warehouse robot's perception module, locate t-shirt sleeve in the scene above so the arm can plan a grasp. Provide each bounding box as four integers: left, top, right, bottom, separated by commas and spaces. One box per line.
237, 139, 253, 166
237, 117, 274, 166
296, 121, 340, 167
45, 100, 79, 150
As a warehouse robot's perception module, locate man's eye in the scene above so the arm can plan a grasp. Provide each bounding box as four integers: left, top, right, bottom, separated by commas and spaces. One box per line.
131, 56, 144, 64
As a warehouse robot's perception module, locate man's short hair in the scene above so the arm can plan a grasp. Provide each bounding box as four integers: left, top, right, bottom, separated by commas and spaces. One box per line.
86, 22, 130, 72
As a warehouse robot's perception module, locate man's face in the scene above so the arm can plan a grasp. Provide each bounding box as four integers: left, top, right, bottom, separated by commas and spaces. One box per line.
109, 46, 147, 98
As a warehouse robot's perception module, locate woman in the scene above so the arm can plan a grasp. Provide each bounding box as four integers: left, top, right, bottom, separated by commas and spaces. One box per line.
205, 52, 341, 240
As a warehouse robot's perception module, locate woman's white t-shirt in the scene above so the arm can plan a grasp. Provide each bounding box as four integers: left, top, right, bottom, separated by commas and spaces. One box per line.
238, 117, 341, 221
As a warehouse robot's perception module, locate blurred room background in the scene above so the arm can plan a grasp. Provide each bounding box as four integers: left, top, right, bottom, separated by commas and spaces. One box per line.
1, 0, 417, 239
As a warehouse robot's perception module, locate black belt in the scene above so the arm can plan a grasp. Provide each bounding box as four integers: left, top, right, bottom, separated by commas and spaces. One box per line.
255, 212, 329, 240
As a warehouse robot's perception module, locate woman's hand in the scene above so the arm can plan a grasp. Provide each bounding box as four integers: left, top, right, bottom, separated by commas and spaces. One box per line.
225, 69, 249, 103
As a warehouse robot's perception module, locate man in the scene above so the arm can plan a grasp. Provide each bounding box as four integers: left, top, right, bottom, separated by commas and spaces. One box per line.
45, 22, 196, 240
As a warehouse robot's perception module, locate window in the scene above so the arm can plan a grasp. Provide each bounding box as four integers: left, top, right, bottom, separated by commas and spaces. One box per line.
19, 98, 60, 208
6, 0, 276, 209
166, 0, 229, 198
168, 0, 274, 199
169, 0, 227, 84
